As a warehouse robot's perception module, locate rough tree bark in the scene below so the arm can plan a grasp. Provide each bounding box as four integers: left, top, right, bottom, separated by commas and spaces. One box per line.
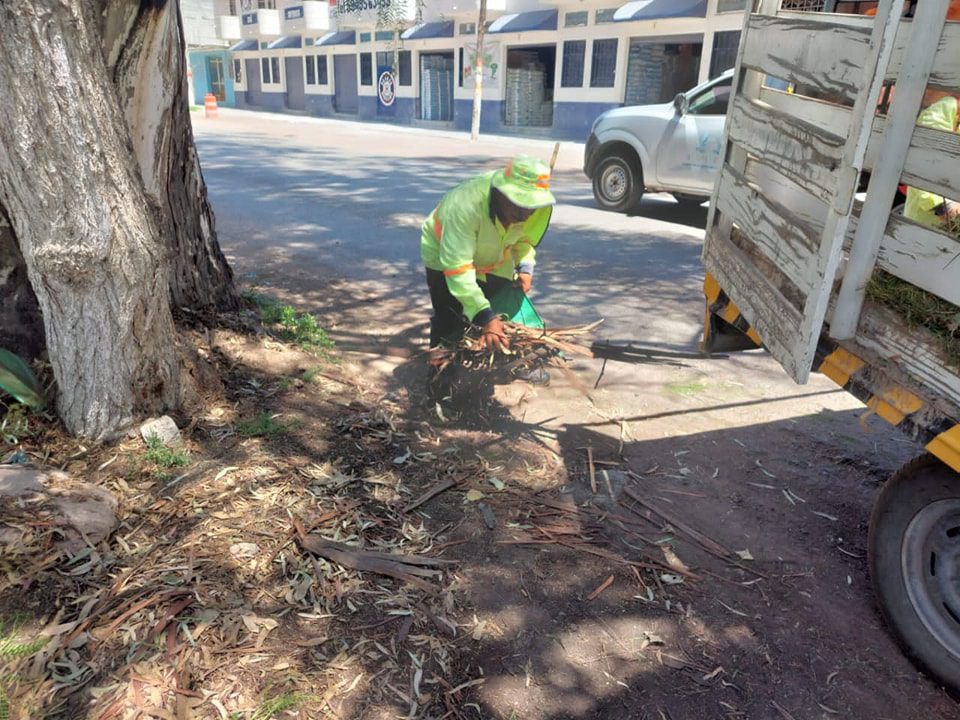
0, 1, 237, 438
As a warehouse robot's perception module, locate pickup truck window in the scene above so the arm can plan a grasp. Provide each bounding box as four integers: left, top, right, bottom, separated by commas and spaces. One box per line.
689, 81, 732, 116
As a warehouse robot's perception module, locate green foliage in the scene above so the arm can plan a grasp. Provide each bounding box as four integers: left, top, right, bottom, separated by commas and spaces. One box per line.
236, 412, 300, 438
144, 436, 190, 468
302, 368, 321, 384
242, 289, 335, 357
0, 349, 44, 409
251, 692, 308, 720
0, 615, 48, 719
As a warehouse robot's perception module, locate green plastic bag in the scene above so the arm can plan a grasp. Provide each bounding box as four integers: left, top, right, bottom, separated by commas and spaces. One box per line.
489, 285, 545, 330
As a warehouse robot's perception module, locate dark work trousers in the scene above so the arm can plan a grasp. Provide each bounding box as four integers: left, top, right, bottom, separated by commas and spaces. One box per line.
426, 269, 511, 348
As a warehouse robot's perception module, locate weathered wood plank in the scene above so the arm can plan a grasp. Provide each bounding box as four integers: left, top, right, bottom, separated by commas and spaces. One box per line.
703, 225, 806, 380
726, 95, 845, 205
846, 210, 960, 307
848, 301, 960, 412
743, 157, 829, 233
714, 164, 818, 297
740, 15, 872, 104
758, 86, 852, 138
865, 120, 960, 201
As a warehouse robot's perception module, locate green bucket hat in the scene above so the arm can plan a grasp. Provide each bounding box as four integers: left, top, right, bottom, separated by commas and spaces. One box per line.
491, 155, 557, 209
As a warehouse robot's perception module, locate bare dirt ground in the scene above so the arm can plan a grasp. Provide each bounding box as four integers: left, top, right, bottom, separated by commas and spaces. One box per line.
3, 282, 957, 719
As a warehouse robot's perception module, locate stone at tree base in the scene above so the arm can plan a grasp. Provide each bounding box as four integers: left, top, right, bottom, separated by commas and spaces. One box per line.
140, 415, 181, 445
0, 466, 118, 553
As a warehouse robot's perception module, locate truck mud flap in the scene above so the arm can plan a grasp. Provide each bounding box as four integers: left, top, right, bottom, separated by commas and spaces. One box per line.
701, 273, 763, 354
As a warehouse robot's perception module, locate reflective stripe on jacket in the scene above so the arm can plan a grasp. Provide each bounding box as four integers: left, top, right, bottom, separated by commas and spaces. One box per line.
420, 171, 552, 322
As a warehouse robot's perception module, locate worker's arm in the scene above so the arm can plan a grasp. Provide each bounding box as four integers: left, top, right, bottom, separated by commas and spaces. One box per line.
905, 98, 957, 227
437, 202, 495, 325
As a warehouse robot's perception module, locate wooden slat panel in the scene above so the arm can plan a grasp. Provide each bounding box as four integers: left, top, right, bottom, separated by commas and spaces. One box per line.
726, 95, 845, 205
851, 302, 960, 411
714, 164, 818, 297
865, 121, 960, 200
846, 211, 960, 307
703, 225, 806, 380
758, 86, 852, 138
740, 15, 872, 104
743, 157, 829, 233
886, 21, 960, 90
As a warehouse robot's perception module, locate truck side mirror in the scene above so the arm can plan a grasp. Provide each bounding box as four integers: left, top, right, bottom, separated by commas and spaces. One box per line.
673, 93, 688, 115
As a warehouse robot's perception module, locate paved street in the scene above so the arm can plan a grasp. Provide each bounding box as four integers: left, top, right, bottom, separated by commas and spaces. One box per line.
190, 109, 953, 719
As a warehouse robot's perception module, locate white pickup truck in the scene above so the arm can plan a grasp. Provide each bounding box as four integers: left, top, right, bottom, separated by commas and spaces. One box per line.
701, 0, 960, 693
583, 70, 734, 212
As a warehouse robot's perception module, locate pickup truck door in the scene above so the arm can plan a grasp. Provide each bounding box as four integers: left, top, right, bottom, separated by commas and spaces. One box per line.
655, 77, 732, 193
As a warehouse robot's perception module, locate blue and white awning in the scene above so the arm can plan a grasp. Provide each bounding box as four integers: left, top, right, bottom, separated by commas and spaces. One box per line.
401, 21, 455, 40
267, 35, 303, 49
487, 9, 558, 33
316, 30, 357, 46
613, 0, 707, 22
228, 39, 258, 52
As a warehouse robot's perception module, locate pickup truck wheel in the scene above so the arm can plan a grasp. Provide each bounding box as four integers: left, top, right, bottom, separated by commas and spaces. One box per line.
593, 156, 642, 213
869, 453, 960, 692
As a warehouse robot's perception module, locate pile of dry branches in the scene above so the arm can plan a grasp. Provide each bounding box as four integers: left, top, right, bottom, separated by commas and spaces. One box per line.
432, 320, 602, 375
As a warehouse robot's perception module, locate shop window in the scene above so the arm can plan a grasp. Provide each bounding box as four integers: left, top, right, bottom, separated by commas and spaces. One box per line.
460, 22, 476, 35
376, 51, 391, 69
590, 39, 617, 88
398, 51, 412, 86
233, 58, 243, 84
565, 11, 588, 27
458, 47, 464, 87
360, 53, 373, 85
594, 8, 617, 24
305, 56, 316, 85
317, 55, 328, 84
270, 56, 280, 84
561, 40, 586, 88
359, 32, 371, 43
375, 30, 394, 42
261, 57, 270, 83
716, 0, 747, 10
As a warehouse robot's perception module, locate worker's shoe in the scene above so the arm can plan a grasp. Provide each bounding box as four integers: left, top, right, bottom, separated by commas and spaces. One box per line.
513, 365, 550, 386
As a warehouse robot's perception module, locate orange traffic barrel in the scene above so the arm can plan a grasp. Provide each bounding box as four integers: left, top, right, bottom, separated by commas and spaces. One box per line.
204, 93, 218, 118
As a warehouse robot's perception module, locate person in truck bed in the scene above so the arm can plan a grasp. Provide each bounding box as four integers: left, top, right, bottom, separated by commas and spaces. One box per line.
904, 89, 959, 230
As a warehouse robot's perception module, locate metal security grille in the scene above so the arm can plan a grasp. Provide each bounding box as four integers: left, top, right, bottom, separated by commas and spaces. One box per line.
590, 38, 618, 88
561, 40, 586, 87
779, 0, 826, 10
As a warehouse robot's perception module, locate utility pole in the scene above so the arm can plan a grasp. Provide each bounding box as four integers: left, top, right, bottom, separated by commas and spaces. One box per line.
470, 0, 487, 140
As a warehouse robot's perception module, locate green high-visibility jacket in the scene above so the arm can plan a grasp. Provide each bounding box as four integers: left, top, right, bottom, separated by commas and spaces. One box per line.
420, 171, 552, 323
905, 96, 958, 228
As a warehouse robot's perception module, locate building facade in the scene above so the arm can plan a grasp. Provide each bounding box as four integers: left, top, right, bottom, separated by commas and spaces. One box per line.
184, 0, 237, 106
212, 0, 749, 139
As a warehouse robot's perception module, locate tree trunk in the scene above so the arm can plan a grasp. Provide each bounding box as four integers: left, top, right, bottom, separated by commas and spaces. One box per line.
104, 0, 240, 314
470, 0, 488, 141
0, 2, 191, 438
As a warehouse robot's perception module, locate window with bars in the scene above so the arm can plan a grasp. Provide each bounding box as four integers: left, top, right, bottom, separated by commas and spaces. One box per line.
561, 40, 586, 88
709, 30, 740, 77
260, 57, 270, 83
271, 56, 280, 84
233, 58, 243, 84
779, 0, 825, 9
318, 55, 328, 84
564, 11, 588, 27
306, 56, 316, 84
590, 38, 617, 88
360, 53, 373, 85
594, 8, 617, 24
398, 50, 412, 85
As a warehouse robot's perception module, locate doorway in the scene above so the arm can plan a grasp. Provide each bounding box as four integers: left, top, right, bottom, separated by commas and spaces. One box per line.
504, 45, 555, 127
420, 51, 454, 121
284, 56, 306, 110
333, 54, 359, 114
208, 56, 226, 101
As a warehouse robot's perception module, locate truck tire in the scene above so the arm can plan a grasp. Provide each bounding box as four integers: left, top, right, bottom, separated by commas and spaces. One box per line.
869, 453, 960, 692
592, 155, 643, 213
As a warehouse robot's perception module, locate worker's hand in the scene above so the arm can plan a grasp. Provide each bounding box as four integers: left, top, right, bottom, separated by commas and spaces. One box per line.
944, 200, 960, 220
479, 317, 509, 352
515, 272, 533, 294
